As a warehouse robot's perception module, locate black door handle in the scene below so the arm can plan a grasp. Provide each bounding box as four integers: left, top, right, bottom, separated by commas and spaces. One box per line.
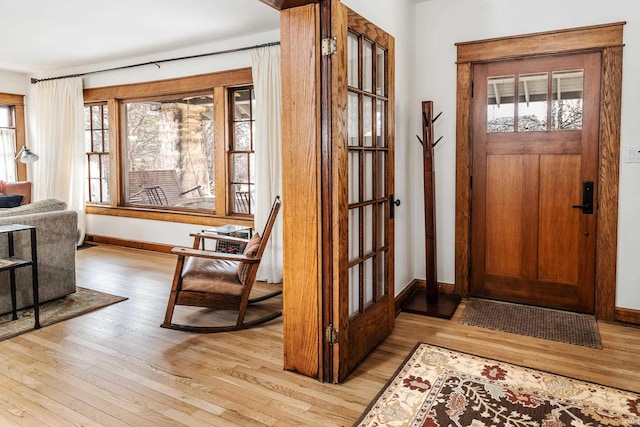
572, 181, 594, 214
390, 195, 400, 219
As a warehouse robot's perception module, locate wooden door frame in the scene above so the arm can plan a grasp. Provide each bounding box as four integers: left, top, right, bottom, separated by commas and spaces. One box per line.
259, 0, 320, 11
455, 22, 625, 321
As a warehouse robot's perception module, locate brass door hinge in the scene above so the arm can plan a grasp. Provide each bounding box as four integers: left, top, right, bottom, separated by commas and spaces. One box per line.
322, 37, 337, 56
325, 324, 338, 344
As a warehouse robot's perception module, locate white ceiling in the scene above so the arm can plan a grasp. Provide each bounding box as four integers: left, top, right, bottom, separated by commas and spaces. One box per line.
0, 0, 280, 73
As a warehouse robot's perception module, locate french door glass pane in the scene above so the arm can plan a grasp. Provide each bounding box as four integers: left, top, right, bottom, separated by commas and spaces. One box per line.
348, 92, 359, 146
364, 152, 373, 200
348, 32, 359, 88
348, 208, 360, 262
363, 96, 373, 147
348, 265, 359, 316
376, 253, 386, 297
552, 69, 584, 130
363, 40, 373, 93
487, 75, 515, 132
376, 47, 385, 96
348, 151, 359, 204
376, 100, 386, 147
364, 257, 373, 305
377, 202, 385, 249
518, 73, 548, 132
346, 24, 390, 318
364, 204, 373, 254
376, 152, 386, 198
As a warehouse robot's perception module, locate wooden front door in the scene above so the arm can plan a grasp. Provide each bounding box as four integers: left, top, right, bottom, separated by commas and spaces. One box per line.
329, 0, 395, 381
471, 52, 601, 313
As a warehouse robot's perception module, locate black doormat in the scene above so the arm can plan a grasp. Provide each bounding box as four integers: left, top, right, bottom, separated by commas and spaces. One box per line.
460, 298, 602, 349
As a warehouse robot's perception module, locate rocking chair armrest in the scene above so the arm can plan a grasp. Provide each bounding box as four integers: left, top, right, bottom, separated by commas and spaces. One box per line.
180, 185, 203, 197
172, 246, 260, 263
189, 232, 250, 245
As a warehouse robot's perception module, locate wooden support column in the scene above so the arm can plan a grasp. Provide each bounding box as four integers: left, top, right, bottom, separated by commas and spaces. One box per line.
281, 3, 323, 379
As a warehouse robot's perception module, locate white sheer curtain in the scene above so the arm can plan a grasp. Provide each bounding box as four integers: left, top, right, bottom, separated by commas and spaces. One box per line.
0, 129, 17, 182
32, 77, 86, 244
250, 45, 283, 283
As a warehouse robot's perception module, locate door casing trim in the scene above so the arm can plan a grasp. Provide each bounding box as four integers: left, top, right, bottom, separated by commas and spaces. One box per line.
454, 22, 625, 320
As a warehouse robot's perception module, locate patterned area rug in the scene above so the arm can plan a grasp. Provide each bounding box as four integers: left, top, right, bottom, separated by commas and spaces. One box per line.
460, 298, 602, 348
355, 344, 640, 427
0, 287, 127, 341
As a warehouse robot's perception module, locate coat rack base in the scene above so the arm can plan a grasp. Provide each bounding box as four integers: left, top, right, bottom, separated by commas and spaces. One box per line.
401, 288, 461, 319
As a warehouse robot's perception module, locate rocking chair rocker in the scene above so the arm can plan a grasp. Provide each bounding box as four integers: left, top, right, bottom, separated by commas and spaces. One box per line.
161, 196, 282, 333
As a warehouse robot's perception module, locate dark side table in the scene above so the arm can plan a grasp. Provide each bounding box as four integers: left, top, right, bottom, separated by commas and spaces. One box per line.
201, 224, 253, 253
0, 224, 40, 329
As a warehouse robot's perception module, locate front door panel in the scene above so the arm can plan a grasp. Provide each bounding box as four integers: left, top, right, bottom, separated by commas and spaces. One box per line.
471, 53, 600, 313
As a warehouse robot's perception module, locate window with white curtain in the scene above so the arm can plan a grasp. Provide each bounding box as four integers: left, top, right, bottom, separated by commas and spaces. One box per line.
0, 105, 17, 182
84, 103, 109, 204
83, 69, 257, 221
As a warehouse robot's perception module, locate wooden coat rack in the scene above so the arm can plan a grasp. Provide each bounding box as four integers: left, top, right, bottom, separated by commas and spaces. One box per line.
402, 100, 460, 319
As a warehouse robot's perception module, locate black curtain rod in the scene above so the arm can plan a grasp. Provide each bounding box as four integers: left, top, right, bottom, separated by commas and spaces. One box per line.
30, 41, 280, 84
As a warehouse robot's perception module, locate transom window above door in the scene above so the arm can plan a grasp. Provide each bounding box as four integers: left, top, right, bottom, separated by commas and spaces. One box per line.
486, 69, 584, 133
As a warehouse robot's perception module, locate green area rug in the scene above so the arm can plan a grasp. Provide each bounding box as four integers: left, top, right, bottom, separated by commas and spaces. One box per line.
356, 343, 640, 426
0, 287, 127, 341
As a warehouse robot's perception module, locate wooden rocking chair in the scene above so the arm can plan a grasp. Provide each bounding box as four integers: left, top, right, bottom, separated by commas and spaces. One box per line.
161, 196, 282, 333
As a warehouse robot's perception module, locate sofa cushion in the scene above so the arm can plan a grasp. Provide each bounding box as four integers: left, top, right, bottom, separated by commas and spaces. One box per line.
0, 199, 67, 218
0, 194, 23, 208
4, 182, 32, 205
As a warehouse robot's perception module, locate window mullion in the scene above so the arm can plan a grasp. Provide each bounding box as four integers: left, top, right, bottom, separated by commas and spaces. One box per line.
214, 86, 227, 216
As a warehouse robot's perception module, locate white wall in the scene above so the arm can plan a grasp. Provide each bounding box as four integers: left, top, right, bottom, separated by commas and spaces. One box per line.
414, 0, 640, 310
342, 0, 417, 294
0, 69, 28, 95
48, 30, 280, 249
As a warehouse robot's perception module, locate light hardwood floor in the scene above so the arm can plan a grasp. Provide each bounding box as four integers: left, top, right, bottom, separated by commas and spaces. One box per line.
0, 243, 638, 426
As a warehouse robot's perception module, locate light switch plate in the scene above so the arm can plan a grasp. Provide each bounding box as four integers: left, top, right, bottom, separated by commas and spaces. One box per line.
625, 146, 640, 163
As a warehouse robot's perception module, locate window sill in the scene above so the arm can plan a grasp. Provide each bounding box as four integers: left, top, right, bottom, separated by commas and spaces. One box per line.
85, 204, 254, 228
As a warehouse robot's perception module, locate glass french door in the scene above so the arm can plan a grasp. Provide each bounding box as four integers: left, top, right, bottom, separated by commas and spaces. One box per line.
329, 0, 395, 381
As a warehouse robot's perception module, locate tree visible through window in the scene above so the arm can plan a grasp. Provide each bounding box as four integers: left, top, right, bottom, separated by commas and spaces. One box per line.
83, 69, 256, 220
124, 93, 214, 210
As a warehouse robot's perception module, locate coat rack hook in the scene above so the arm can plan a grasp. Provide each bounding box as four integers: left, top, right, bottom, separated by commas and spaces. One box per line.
416, 135, 424, 146
432, 136, 444, 148
432, 111, 443, 123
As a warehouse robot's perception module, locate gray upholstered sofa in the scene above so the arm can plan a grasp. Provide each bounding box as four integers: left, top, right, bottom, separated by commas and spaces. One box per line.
0, 199, 77, 314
